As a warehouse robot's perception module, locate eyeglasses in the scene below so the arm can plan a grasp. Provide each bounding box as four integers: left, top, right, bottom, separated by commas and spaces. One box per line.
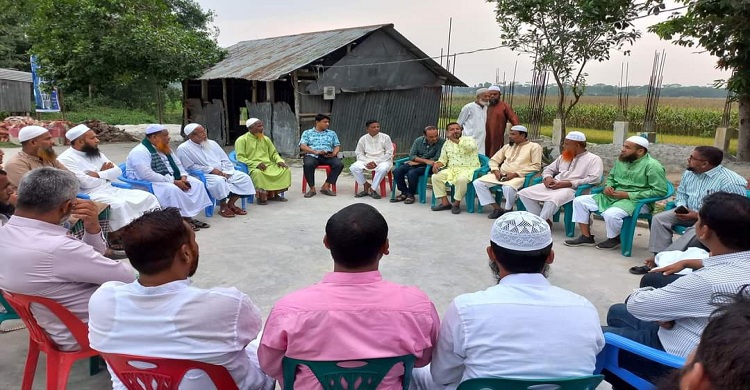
688, 156, 707, 162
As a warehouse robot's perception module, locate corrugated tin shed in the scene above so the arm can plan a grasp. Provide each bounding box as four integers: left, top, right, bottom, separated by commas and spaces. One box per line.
198, 24, 465, 86
0, 69, 32, 83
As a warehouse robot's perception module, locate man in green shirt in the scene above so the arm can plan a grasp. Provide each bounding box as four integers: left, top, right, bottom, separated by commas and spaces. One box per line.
235, 119, 292, 205
391, 126, 445, 204
565, 136, 668, 249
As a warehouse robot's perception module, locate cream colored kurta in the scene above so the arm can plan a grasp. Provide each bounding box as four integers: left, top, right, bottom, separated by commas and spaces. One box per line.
518, 151, 604, 207
477, 141, 542, 189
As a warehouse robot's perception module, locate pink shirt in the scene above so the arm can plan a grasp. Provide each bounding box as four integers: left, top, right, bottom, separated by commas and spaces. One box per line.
258, 271, 439, 389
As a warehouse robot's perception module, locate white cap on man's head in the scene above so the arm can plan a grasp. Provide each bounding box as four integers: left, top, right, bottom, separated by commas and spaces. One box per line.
565, 131, 586, 142
183, 123, 201, 136
246, 118, 260, 128
18, 126, 50, 142
626, 135, 649, 149
488, 85, 502, 92
510, 125, 528, 133
66, 124, 90, 141
490, 211, 553, 251
145, 124, 167, 135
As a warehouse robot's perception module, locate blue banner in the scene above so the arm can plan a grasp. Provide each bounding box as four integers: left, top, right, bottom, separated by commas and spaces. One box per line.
30, 55, 61, 113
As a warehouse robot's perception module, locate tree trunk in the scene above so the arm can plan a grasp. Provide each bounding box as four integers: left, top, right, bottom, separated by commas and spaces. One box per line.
737, 95, 750, 162
556, 88, 567, 151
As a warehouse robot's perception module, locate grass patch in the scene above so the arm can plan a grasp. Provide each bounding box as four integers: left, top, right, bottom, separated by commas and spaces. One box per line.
36, 106, 182, 125
342, 157, 356, 171
0, 141, 20, 148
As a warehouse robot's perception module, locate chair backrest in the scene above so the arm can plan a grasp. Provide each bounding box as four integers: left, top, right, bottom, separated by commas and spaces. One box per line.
228, 150, 249, 173
478, 154, 490, 167
282, 355, 416, 390
595, 333, 684, 389
457, 375, 604, 390
1, 290, 91, 352
99, 352, 239, 390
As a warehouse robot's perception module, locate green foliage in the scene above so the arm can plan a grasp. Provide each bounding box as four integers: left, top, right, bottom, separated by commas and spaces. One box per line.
0, 0, 32, 70
36, 104, 182, 125
541, 146, 555, 166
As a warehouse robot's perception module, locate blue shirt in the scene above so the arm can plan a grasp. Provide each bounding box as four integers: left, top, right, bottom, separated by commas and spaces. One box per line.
299, 128, 340, 158
674, 165, 747, 210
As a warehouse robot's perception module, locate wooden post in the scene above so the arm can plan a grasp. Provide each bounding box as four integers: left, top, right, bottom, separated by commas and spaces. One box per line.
251, 80, 257, 103
182, 80, 188, 128
200, 80, 208, 103
222, 78, 229, 145
266, 81, 274, 102
292, 71, 301, 138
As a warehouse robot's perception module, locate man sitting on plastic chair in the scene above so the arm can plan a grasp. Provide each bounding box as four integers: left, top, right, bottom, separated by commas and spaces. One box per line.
391, 126, 445, 205
431, 122, 480, 214
299, 113, 343, 198
176, 123, 256, 218
88, 208, 275, 390
603, 192, 750, 386
518, 131, 603, 227
350, 120, 394, 199
473, 125, 542, 219
565, 136, 668, 250
258, 204, 439, 389
411, 212, 603, 390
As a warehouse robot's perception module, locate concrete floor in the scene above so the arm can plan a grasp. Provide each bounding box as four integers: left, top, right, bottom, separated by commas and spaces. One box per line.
0, 142, 656, 389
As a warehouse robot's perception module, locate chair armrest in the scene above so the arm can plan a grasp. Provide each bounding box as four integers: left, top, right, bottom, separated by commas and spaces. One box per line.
76, 193, 91, 200
111, 181, 133, 190
591, 186, 604, 194
522, 171, 539, 187
665, 201, 676, 210
603, 333, 685, 369
187, 169, 208, 185
118, 176, 154, 193
473, 166, 490, 180
394, 157, 410, 168
574, 183, 595, 197
531, 176, 543, 185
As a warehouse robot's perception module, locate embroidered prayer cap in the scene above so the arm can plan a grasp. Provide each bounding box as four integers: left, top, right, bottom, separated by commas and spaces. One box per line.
183, 123, 202, 136
510, 125, 528, 133
626, 135, 649, 150
145, 124, 167, 135
490, 211, 553, 251
65, 124, 90, 141
18, 125, 50, 142
246, 118, 260, 128
565, 131, 586, 142
488, 85, 502, 92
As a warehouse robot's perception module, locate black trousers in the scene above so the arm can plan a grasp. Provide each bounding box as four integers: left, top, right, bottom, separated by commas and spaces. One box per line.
303, 155, 344, 187
393, 163, 427, 196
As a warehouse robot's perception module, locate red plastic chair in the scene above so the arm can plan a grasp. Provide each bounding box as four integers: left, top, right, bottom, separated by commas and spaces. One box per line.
1, 290, 103, 390
302, 165, 337, 194
99, 352, 239, 390
354, 143, 396, 197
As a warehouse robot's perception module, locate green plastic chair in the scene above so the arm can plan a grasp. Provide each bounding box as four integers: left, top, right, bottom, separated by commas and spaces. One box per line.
456, 375, 604, 390
282, 355, 415, 390
0, 293, 20, 325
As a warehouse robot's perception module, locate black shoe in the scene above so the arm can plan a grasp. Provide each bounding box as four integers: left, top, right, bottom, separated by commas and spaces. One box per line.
487, 209, 505, 219
564, 235, 596, 247
431, 204, 452, 211
451, 205, 461, 214
596, 236, 621, 250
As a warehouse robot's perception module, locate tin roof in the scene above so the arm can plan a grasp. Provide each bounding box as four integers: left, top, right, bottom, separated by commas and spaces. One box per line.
0, 68, 32, 83
198, 24, 465, 86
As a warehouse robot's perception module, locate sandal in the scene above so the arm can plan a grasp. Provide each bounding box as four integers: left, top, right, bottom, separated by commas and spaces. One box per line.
219, 208, 235, 218
390, 194, 408, 203
404, 196, 415, 204
320, 189, 336, 197
354, 191, 369, 198
629, 265, 652, 275
229, 205, 247, 215
189, 222, 201, 231
304, 190, 317, 198
269, 195, 288, 202
192, 220, 211, 229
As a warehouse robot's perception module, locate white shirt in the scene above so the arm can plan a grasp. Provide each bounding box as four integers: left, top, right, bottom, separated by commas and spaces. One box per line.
58, 148, 122, 192
355, 133, 394, 164
176, 140, 235, 175
457, 102, 488, 154
430, 274, 604, 389
88, 279, 272, 390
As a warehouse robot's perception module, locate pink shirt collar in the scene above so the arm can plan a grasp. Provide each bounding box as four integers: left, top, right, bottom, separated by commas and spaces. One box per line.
321, 270, 383, 284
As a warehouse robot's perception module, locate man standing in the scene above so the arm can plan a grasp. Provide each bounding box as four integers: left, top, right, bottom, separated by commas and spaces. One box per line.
485, 85, 520, 156
431, 122, 480, 214
0, 168, 135, 351
391, 126, 445, 204
176, 123, 256, 218
411, 212, 603, 390
457, 88, 489, 154
125, 124, 212, 231
473, 125, 542, 219
235, 118, 291, 205
58, 124, 161, 232
565, 136, 668, 250
298, 114, 343, 198
350, 120, 394, 199
258, 203, 439, 390
518, 131, 603, 225
89, 208, 274, 390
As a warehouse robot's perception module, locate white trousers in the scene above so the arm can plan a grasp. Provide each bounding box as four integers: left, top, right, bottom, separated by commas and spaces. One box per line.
473, 181, 517, 210
519, 196, 560, 221
350, 161, 392, 189
572, 195, 648, 239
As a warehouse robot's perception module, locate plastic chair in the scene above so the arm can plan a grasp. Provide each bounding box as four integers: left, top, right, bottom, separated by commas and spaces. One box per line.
0, 293, 19, 325
1, 290, 103, 390
473, 171, 539, 214
456, 375, 604, 390
431, 154, 490, 213
99, 352, 239, 390
565, 182, 675, 256
595, 333, 684, 390
282, 355, 415, 390
389, 157, 432, 204
355, 143, 397, 197
301, 164, 337, 193
229, 150, 279, 203
118, 163, 154, 193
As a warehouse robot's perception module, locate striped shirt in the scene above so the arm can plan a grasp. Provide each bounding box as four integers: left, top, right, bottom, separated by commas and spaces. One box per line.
626, 250, 750, 357
675, 165, 747, 210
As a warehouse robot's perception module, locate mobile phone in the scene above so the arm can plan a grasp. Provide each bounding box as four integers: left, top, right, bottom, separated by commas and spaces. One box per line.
674, 206, 689, 214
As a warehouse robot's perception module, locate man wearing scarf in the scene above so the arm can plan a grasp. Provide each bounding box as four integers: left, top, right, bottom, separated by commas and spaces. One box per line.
125, 124, 212, 231
176, 123, 255, 218
234, 118, 291, 205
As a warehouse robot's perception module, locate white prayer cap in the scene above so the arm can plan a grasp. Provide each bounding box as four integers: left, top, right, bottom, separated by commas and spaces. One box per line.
626, 135, 649, 149
490, 211, 553, 251
183, 123, 202, 136
66, 124, 90, 141
488, 85, 502, 92
476, 88, 489, 96
145, 124, 167, 135
565, 131, 586, 142
246, 118, 260, 128
510, 125, 528, 133
18, 125, 50, 142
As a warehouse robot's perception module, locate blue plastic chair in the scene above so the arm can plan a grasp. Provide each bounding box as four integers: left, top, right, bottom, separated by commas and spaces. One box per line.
456, 375, 604, 390
595, 333, 685, 390
0, 293, 19, 325
118, 164, 214, 217
282, 355, 415, 390
472, 171, 539, 214
565, 182, 675, 257
516, 176, 597, 235
389, 157, 431, 204
431, 154, 490, 213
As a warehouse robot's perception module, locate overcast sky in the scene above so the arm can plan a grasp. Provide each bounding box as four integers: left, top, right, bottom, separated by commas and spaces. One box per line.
195, 0, 728, 87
